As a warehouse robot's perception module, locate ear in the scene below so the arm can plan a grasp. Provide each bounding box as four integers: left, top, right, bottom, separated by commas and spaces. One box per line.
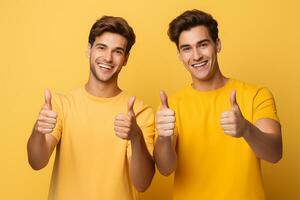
86, 43, 91, 58
177, 50, 183, 62
216, 38, 222, 53
123, 53, 130, 66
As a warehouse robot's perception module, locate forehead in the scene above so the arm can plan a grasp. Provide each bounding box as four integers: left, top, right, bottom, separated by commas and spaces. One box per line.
178, 25, 212, 46
94, 32, 128, 49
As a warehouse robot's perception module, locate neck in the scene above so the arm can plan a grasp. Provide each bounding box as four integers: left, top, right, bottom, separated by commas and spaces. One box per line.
192, 67, 228, 91
85, 74, 122, 98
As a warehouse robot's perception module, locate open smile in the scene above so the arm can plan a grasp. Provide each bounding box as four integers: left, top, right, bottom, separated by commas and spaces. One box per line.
97, 63, 114, 70
191, 60, 208, 68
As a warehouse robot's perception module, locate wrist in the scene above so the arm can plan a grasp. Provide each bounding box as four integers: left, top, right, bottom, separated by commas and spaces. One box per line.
130, 127, 143, 143
242, 120, 252, 139
157, 135, 173, 145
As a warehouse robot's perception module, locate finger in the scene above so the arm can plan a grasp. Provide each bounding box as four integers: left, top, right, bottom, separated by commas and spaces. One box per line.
220, 111, 231, 119
157, 109, 175, 117
44, 89, 52, 110
157, 129, 173, 137
156, 123, 175, 131
114, 126, 130, 133
37, 127, 53, 134
114, 120, 130, 128
38, 116, 57, 124
220, 118, 235, 125
115, 114, 130, 121
37, 121, 56, 129
115, 132, 129, 139
127, 96, 136, 115
160, 90, 169, 109
161, 123, 175, 130
40, 110, 57, 118
223, 130, 233, 135
156, 116, 175, 124
220, 124, 235, 130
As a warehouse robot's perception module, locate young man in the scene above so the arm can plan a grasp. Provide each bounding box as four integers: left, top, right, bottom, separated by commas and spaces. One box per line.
27, 16, 155, 200
154, 10, 282, 200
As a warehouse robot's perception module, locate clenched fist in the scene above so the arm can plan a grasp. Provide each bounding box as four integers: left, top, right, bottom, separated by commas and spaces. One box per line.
34, 89, 57, 134
220, 90, 250, 138
156, 91, 175, 137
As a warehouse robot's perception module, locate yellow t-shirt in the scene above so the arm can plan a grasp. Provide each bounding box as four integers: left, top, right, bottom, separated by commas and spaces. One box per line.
48, 87, 154, 200
168, 79, 279, 200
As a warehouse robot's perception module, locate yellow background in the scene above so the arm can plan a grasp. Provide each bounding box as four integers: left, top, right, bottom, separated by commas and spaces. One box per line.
0, 0, 299, 199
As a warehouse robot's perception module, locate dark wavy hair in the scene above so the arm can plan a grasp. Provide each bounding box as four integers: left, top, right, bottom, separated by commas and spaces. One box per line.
168, 9, 219, 48
88, 16, 136, 55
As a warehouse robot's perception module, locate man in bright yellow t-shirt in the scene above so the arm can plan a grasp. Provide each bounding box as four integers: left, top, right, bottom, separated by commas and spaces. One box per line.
154, 10, 282, 200
27, 16, 155, 200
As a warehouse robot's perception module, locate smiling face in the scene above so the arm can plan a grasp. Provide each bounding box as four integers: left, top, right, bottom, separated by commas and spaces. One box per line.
88, 32, 128, 84
178, 25, 221, 86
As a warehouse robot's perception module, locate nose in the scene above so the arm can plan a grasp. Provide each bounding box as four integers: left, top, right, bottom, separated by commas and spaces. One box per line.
192, 48, 202, 61
103, 50, 113, 62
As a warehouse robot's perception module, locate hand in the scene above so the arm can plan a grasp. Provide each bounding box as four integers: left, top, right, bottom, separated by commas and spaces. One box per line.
156, 91, 175, 137
220, 90, 250, 138
34, 89, 57, 134
114, 97, 141, 140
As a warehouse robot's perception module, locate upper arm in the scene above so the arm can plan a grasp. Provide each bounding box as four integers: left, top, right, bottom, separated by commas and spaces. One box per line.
253, 87, 279, 123
45, 134, 59, 155
252, 87, 281, 136
255, 118, 281, 136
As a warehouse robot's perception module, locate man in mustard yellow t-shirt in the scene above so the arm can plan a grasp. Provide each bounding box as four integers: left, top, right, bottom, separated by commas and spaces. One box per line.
154, 10, 282, 200
27, 16, 155, 200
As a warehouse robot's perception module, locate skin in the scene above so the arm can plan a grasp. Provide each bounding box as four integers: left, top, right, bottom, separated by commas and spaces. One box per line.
154, 25, 282, 176
27, 32, 155, 192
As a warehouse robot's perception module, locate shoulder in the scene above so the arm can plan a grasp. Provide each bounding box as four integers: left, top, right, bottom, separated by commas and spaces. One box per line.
230, 79, 272, 97
168, 85, 191, 105
122, 92, 153, 115
52, 87, 83, 107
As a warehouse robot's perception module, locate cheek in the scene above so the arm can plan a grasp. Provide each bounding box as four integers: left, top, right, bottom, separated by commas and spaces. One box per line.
180, 54, 190, 65
115, 57, 125, 66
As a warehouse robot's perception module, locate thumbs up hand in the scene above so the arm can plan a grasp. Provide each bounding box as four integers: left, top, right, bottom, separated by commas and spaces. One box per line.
114, 96, 141, 140
156, 91, 175, 137
220, 90, 250, 138
34, 89, 57, 134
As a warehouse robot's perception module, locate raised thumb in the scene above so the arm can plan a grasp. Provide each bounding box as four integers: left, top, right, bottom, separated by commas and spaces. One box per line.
160, 90, 169, 109
44, 89, 52, 110
127, 96, 136, 115
230, 90, 240, 112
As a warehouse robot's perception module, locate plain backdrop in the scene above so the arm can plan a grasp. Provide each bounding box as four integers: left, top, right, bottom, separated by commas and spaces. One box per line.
0, 0, 299, 199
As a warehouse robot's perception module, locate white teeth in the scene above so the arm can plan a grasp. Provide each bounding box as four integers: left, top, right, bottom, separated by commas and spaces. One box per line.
192, 61, 207, 68
98, 63, 112, 69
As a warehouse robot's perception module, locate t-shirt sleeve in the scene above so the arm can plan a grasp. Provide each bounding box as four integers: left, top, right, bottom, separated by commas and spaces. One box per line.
126, 105, 155, 158
50, 94, 63, 142
252, 87, 280, 123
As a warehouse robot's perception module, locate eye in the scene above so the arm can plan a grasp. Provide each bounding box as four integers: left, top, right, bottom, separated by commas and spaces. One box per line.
97, 45, 105, 50
200, 42, 208, 48
181, 46, 191, 52
115, 50, 124, 55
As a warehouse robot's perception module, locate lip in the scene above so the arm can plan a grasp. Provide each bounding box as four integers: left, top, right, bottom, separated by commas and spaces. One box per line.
97, 63, 114, 70
191, 60, 208, 68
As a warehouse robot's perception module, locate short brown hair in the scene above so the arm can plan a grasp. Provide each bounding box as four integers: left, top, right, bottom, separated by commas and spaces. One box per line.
168, 9, 219, 48
88, 16, 136, 55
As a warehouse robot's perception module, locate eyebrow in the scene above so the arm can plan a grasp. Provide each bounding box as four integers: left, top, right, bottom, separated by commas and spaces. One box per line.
94, 43, 126, 52
179, 39, 210, 50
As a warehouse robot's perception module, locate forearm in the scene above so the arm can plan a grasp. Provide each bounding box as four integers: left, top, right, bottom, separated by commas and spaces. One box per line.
129, 129, 155, 192
243, 121, 282, 163
27, 127, 53, 170
154, 136, 177, 176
